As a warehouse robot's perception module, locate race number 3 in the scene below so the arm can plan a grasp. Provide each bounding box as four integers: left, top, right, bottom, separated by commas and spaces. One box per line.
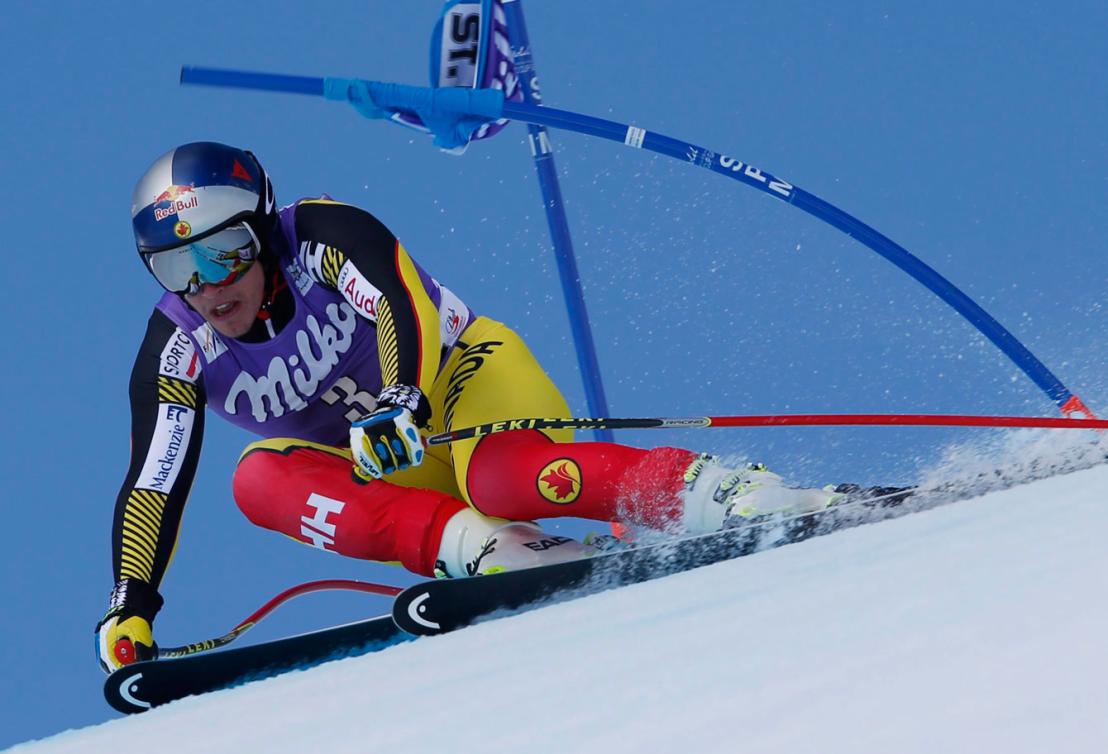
321, 376, 378, 422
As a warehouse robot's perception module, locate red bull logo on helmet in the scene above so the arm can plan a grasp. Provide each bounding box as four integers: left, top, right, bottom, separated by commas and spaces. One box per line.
153, 185, 198, 221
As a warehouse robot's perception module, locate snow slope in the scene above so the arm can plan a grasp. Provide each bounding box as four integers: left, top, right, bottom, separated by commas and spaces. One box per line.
14, 457, 1108, 753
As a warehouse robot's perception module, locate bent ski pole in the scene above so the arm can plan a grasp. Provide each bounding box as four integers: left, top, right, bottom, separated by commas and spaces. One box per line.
156, 579, 403, 659
427, 413, 1108, 445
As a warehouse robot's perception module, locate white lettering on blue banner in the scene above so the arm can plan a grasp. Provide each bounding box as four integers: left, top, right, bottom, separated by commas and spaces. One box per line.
718, 155, 794, 198
528, 130, 552, 156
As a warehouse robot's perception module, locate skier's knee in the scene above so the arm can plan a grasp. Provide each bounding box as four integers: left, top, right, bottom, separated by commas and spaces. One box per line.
232, 446, 281, 527
461, 429, 553, 511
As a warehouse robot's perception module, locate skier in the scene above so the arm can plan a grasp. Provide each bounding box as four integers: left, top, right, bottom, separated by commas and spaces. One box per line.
97, 142, 841, 672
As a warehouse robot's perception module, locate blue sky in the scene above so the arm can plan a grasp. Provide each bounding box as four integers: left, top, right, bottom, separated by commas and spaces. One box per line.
1, 1, 1106, 746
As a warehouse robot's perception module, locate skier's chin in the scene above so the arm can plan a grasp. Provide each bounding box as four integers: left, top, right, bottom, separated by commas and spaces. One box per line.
208, 313, 253, 338
204, 302, 257, 338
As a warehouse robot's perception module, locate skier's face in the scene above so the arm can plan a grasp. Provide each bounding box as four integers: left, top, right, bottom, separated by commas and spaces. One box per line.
184, 260, 265, 339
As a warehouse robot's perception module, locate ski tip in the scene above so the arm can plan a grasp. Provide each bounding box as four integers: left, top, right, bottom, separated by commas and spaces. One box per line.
393, 585, 445, 636
104, 664, 155, 714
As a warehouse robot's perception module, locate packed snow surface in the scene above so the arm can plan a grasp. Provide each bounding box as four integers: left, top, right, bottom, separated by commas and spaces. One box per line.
15, 459, 1108, 753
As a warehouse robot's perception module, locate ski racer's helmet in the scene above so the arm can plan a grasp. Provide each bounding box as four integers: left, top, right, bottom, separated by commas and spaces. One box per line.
131, 142, 276, 295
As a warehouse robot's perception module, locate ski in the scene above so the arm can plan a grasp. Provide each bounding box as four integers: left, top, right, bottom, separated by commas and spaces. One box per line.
394, 486, 914, 635
104, 487, 916, 712
104, 614, 409, 713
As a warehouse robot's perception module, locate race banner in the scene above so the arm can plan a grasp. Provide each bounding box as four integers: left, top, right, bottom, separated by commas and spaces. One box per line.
391, 0, 523, 152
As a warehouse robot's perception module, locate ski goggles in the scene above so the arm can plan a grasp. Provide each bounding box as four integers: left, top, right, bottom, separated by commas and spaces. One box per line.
141, 223, 260, 295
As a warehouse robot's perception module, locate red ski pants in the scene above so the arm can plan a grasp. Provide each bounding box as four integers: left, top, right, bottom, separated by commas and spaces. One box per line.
233, 317, 695, 576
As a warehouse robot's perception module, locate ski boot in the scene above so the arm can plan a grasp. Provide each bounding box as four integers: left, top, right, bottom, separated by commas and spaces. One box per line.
434, 508, 592, 578
679, 454, 841, 535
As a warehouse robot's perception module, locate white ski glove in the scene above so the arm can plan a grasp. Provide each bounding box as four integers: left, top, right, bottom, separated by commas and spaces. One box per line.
350, 385, 431, 480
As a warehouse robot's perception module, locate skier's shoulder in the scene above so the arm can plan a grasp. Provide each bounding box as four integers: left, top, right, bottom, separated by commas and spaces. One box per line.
290, 197, 396, 251
131, 301, 205, 398
145, 290, 210, 354
149, 289, 198, 327
290, 197, 404, 289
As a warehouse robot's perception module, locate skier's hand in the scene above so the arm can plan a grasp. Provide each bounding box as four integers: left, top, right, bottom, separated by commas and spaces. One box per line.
96, 578, 163, 674
350, 385, 431, 480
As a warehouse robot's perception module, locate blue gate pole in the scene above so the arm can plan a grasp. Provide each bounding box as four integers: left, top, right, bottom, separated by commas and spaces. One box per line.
501, 0, 615, 442
177, 66, 1099, 420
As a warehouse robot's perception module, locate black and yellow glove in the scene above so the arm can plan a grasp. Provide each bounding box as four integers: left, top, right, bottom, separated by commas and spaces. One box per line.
350, 385, 432, 480
95, 578, 163, 674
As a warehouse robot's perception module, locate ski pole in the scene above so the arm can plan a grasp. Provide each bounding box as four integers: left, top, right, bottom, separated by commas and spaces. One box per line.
156, 579, 403, 659
427, 413, 1108, 445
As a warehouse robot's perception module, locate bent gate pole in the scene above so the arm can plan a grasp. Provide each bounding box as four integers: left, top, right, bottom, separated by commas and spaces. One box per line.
177, 67, 1096, 420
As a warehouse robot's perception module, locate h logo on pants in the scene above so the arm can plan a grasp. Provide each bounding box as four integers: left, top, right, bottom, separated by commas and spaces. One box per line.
301, 493, 346, 551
